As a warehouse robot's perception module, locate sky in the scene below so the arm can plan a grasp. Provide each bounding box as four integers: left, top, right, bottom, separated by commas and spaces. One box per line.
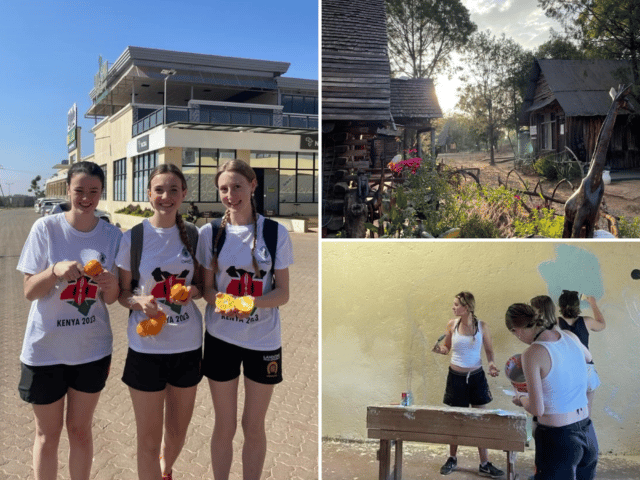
0, 0, 318, 196
434, 0, 563, 114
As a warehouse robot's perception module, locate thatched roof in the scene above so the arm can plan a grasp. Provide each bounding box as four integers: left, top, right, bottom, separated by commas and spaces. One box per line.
322, 0, 391, 122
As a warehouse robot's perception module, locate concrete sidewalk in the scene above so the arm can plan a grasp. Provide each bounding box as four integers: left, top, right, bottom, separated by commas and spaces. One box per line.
0, 208, 318, 480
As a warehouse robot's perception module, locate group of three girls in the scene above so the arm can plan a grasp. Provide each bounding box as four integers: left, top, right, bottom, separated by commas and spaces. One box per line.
433, 291, 604, 479
17, 159, 293, 480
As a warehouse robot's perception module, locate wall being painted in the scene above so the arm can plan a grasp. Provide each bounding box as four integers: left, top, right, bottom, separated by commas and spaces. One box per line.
322, 241, 640, 454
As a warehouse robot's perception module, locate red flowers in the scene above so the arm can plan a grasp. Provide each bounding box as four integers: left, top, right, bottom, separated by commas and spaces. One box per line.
388, 157, 422, 174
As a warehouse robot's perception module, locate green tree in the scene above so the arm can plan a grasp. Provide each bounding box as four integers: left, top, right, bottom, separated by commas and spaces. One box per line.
28, 175, 45, 198
535, 29, 586, 60
385, 0, 476, 79
538, 0, 640, 82
458, 32, 527, 164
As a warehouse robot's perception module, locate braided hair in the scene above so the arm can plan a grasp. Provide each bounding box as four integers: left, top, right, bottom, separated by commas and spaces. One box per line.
211, 159, 261, 279
455, 291, 479, 338
147, 164, 197, 263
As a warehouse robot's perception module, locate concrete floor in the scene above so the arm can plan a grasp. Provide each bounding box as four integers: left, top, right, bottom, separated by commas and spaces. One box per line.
322, 439, 640, 479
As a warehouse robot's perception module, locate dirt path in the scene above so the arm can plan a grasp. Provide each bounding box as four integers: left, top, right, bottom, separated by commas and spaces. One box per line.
438, 150, 640, 221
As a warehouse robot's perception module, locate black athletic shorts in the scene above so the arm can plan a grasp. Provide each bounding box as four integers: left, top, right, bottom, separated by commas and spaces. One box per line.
443, 366, 493, 407
19, 355, 111, 405
121, 347, 202, 392
202, 331, 282, 385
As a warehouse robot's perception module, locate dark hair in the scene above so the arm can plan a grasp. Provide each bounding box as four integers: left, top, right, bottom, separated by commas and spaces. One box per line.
211, 159, 261, 279
558, 290, 581, 318
67, 161, 105, 190
530, 295, 557, 326
505, 303, 553, 331
147, 164, 196, 263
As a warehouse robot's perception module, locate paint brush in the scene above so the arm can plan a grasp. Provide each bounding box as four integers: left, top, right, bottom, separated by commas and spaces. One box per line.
432, 334, 446, 350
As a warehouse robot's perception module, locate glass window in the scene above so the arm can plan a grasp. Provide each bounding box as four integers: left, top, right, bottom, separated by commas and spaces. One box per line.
183, 165, 199, 202
280, 152, 296, 169
250, 151, 279, 168
100, 164, 107, 200
113, 158, 126, 202
298, 153, 314, 170
182, 148, 198, 165
132, 151, 157, 202
279, 171, 296, 203
281, 94, 293, 113
297, 172, 313, 202
201, 149, 217, 167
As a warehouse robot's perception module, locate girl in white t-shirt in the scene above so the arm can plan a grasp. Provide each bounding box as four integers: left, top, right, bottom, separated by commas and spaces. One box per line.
117, 163, 203, 480
17, 161, 121, 480
196, 159, 293, 480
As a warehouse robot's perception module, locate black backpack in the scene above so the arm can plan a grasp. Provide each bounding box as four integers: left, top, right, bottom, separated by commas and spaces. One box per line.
210, 217, 279, 282
130, 220, 199, 293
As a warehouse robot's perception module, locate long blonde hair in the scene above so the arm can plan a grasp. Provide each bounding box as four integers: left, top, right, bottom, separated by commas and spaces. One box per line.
211, 159, 261, 278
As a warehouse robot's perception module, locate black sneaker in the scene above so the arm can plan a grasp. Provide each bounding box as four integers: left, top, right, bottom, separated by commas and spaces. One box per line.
479, 462, 504, 477
440, 457, 457, 475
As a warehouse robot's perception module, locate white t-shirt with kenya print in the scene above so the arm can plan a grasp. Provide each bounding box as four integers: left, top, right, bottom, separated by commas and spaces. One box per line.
116, 219, 203, 355
17, 214, 122, 366
196, 215, 294, 351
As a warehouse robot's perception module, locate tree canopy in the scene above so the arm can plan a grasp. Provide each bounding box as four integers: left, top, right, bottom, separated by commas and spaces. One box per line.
538, 0, 640, 82
457, 31, 529, 164
385, 0, 476, 79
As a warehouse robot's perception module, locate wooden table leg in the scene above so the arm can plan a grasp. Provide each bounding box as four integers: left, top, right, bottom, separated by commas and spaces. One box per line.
378, 439, 391, 480
505, 450, 517, 480
393, 440, 403, 480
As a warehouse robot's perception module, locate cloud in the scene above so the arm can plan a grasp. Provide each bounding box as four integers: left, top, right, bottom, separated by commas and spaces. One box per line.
463, 0, 562, 50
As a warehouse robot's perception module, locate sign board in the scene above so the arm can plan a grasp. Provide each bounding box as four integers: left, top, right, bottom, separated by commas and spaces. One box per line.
67, 128, 77, 152
300, 133, 318, 150
67, 103, 77, 133
530, 125, 537, 137
137, 134, 150, 153
94, 56, 109, 97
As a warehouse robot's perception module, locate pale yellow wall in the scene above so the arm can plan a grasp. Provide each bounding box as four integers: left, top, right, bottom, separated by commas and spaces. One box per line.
322, 241, 640, 454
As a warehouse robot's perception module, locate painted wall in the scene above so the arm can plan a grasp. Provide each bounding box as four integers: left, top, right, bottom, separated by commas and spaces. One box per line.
322, 241, 640, 454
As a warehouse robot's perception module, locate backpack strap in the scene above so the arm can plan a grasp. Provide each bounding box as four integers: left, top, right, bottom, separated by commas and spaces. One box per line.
183, 221, 199, 259
262, 218, 279, 278
210, 217, 226, 258
130, 222, 144, 293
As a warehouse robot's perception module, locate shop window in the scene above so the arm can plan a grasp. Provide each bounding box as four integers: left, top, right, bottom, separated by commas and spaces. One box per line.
132, 152, 158, 202
100, 164, 107, 200
113, 158, 126, 202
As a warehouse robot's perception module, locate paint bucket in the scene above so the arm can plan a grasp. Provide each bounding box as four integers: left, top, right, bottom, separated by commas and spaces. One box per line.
505, 354, 527, 392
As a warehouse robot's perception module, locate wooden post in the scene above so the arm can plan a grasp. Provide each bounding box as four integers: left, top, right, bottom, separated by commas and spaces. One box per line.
378, 439, 391, 480
393, 440, 403, 480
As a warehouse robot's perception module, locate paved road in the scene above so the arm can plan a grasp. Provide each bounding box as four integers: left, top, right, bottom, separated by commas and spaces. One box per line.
0, 209, 318, 480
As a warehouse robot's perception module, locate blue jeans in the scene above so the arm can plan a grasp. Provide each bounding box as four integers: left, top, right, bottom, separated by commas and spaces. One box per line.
534, 418, 598, 479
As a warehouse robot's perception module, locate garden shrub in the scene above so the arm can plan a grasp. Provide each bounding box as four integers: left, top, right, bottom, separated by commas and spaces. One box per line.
619, 216, 640, 238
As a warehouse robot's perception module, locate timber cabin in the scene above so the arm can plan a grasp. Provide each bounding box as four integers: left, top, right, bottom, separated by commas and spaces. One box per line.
520, 59, 640, 172
322, 0, 442, 237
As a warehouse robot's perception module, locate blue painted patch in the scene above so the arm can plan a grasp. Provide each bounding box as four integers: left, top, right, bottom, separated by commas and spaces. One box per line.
538, 244, 604, 304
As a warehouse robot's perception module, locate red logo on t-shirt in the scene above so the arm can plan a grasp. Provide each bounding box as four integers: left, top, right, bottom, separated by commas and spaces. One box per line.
150, 267, 189, 313
60, 276, 99, 315
225, 268, 264, 297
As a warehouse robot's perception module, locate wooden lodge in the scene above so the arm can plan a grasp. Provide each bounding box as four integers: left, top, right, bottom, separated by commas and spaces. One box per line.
520, 59, 640, 171
322, 0, 442, 237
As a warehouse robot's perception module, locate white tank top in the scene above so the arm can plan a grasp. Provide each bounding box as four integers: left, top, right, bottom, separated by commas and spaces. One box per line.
450, 319, 483, 369
535, 329, 588, 414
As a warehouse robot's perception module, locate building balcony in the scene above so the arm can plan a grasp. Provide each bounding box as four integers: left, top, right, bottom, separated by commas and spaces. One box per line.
132, 102, 318, 137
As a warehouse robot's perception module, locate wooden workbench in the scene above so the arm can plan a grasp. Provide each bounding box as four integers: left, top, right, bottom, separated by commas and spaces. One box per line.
367, 405, 527, 480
